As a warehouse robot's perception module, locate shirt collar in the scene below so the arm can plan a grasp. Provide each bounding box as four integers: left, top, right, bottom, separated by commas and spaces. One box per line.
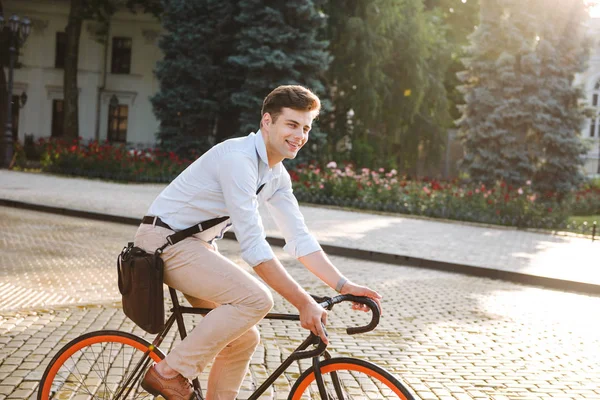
254, 130, 271, 168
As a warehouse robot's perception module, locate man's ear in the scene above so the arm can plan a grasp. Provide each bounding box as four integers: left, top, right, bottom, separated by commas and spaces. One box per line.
262, 113, 271, 127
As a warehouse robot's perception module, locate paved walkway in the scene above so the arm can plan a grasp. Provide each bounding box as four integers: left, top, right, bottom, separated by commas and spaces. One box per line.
1, 170, 599, 292
2, 208, 599, 399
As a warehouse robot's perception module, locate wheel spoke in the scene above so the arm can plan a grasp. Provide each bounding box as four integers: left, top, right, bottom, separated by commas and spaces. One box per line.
39, 332, 163, 400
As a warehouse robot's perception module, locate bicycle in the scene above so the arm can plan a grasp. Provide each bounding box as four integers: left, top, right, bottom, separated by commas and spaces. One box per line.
38, 287, 416, 399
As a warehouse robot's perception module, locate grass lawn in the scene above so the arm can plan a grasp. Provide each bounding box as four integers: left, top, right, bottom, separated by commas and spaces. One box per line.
568, 215, 600, 225
565, 215, 600, 236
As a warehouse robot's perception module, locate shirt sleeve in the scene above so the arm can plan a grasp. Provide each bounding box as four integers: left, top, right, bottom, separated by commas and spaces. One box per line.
218, 152, 274, 267
265, 168, 322, 258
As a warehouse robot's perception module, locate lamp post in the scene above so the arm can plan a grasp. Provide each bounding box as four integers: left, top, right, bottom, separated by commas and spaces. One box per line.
1, 14, 31, 168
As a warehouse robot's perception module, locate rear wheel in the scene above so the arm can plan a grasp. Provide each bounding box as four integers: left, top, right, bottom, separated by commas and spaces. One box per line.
38, 330, 165, 399
288, 357, 415, 400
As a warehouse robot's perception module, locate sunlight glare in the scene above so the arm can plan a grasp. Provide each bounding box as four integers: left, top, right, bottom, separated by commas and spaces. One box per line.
587, 0, 600, 18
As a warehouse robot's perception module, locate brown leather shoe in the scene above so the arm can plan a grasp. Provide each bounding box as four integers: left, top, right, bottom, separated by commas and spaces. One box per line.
141, 364, 195, 400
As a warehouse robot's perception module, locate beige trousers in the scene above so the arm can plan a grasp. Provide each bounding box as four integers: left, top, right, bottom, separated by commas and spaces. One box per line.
134, 224, 274, 400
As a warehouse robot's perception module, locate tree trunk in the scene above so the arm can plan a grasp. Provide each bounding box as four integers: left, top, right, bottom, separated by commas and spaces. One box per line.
0, 60, 6, 163
63, 0, 84, 139
0, 0, 7, 160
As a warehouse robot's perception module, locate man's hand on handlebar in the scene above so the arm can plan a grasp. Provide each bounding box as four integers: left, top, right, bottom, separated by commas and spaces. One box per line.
298, 299, 329, 345
339, 281, 383, 315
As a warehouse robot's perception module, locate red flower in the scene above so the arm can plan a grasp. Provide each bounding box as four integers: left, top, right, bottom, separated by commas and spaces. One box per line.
289, 171, 300, 182
547, 207, 552, 213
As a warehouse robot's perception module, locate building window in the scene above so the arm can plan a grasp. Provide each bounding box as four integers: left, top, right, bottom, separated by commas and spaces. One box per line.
111, 37, 132, 74
108, 104, 128, 142
51, 100, 64, 137
55, 32, 67, 69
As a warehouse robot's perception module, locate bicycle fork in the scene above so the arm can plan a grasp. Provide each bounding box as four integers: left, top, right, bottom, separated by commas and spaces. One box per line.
313, 351, 346, 400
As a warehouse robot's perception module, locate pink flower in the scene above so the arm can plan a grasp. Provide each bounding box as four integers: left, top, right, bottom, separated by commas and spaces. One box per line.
423, 186, 431, 195
526, 180, 531, 186
326, 161, 337, 169
518, 188, 524, 195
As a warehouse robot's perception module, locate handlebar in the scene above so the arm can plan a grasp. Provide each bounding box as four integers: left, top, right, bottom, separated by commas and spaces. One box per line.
318, 294, 381, 335
291, 294, 381, 360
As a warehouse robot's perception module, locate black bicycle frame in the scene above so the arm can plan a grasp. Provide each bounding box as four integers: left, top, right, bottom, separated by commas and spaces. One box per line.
139, 287, 331, 400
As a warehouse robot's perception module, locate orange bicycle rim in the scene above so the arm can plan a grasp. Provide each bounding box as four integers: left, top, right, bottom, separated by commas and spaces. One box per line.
291, 362, 409, 400
40, 334, 162, 399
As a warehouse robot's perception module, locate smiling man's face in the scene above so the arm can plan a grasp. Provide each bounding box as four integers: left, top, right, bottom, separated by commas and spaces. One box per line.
261, 107, 317, 167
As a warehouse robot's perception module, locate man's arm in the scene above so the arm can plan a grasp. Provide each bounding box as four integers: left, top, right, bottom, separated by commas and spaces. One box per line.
298, 251, 383, 313
265, 170, 382, 313
254, 258, 329, 344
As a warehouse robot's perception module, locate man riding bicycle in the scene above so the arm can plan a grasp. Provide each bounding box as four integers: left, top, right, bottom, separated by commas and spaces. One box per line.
134, 85, 382, 400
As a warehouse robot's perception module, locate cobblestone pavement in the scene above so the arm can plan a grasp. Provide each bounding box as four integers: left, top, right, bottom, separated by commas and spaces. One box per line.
1, 207, 600, 399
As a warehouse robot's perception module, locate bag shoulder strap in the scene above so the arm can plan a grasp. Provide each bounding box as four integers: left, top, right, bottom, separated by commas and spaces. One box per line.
160, 182, 267, 249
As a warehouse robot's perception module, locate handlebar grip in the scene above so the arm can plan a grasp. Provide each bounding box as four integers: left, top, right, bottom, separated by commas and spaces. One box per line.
319, 294, 381, 335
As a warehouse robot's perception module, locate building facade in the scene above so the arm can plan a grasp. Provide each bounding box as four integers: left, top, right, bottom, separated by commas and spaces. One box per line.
577, 17, 600, 175
3, 0, 163, 148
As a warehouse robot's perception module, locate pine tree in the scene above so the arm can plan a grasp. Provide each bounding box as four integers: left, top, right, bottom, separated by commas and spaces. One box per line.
457, 0, 528, 186
491, 0, 540, 185
151, 0, 241, 156
457, 0, 589, 196
530, 0, 589, 198
229, 0, 330, 138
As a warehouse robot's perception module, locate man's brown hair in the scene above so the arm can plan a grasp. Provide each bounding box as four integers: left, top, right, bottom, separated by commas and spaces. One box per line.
261, 85, 321, 125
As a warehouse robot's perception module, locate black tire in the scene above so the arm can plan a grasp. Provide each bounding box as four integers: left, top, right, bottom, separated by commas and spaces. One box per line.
288, 357, 415, 400
38, 330, 165, 400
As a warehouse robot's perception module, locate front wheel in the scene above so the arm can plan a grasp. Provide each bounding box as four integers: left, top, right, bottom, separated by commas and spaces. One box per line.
38, 330, 165, 399
288, 357, 415, 400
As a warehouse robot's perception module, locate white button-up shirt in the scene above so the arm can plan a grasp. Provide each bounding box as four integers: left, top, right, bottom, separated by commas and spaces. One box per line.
147, 131, 322, 267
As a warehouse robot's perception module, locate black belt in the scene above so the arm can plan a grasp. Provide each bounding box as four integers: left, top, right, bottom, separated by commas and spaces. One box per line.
141, 215, 230, 245
141, 216, 173, 230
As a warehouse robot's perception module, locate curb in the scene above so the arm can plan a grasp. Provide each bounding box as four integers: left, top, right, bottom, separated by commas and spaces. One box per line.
2, 198, 599, 296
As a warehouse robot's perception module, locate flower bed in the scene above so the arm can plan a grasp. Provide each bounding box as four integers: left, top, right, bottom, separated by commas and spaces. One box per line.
15, 138, 191, 183
291, 162, 570, 229
571, 185, 600, 216
13, 139, 599, 232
